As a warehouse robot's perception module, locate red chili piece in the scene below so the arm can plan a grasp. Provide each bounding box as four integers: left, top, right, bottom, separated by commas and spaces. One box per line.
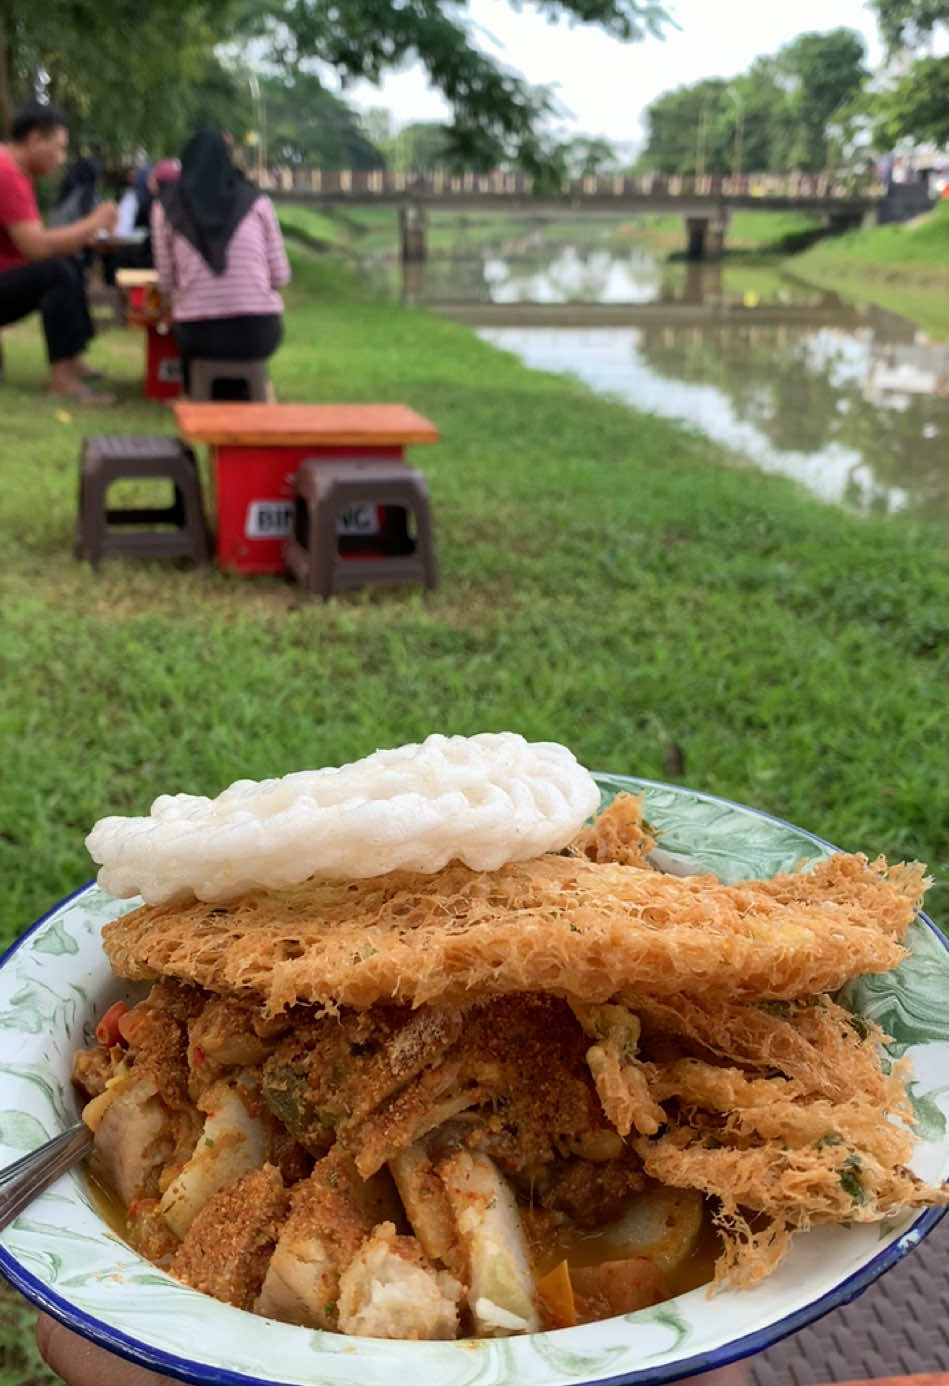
95, 1000, 129, 1047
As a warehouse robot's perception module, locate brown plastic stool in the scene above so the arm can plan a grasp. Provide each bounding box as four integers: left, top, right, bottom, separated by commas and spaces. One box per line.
188, 358, 269, 402
77, 435, 211, 569
284, 458, 438, 598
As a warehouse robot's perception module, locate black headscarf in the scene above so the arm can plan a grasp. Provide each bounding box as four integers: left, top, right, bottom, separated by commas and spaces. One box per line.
160, 130, 259, 276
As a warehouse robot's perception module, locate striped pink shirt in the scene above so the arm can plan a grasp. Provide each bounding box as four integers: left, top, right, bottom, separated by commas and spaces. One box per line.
151, 195, 291, 322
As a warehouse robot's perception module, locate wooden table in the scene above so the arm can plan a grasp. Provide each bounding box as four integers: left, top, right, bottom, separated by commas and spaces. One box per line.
174, 402, 439, 573
114, 269, 180, 398
114, 269, 159, 290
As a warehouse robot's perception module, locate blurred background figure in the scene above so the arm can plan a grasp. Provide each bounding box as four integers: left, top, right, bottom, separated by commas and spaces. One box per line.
151, 129, 289, 395
0, 101, 116, 401
49, 153, 103, 227
108, 158, 180, 275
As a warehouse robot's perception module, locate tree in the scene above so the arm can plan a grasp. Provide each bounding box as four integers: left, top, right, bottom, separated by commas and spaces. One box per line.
868, 0, 949, 146
262, 72, 385, 168
641, 29, 868, 175
385, 122, 455, 173
730, 60, 794, 173
872, 54, 949, 147
776, 29, 868, 171
0, 0, 257, 153
870, 0, 949, 51
274, 0, 669, 173
642, 80, 736, 176
559, 136, 619, 177
2, 0, 670, 176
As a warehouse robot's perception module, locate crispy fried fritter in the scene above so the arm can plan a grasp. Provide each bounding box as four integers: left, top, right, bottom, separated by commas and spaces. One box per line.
101, 852, 920, 1014
567, 793, 656, 869
629, 992, 900, 1105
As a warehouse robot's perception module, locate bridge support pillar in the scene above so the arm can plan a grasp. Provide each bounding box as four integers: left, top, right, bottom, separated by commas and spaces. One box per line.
826, 209, 865, 235
400, 203, 427, 262
685, 213, 728, 261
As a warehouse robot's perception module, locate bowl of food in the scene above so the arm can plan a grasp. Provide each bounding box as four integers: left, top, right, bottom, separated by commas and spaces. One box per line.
1, 733, 947, 1386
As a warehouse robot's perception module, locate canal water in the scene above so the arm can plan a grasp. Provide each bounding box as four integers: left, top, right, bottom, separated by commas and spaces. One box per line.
370, 237, 949, 523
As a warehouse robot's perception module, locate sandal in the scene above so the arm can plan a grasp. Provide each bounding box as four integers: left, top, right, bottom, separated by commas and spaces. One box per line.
49, 384, 117, 406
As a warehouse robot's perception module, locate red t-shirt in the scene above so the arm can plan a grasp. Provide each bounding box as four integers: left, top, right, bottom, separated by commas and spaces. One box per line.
0, 146, 39, 272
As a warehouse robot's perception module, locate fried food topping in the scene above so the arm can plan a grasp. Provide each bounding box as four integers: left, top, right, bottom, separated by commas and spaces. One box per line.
85, 733, 601, 904
101, 846, 922, 1014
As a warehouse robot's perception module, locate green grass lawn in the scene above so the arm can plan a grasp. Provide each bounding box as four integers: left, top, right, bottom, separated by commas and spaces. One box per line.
276, 203, 355, 253
2, 245, 948, 934
2, 244, 949, 1381
793, 201, 949, 338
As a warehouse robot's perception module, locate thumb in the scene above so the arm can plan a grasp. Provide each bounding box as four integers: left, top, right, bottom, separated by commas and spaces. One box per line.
35, 1314, 186, 1386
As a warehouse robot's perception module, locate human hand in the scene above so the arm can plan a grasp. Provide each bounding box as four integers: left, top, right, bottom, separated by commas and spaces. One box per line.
35, 1311, 753, 1386
87, 201, 119, 237
35, 1313, 186, 1386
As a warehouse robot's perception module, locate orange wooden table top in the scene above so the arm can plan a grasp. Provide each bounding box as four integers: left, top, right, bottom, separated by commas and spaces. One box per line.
174, 402, 439, 448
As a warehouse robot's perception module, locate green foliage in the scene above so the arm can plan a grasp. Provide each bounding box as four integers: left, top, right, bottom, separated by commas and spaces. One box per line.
0, 1283, 56, 1386
262, 71, 384, 168
277, 0, 668, 172
0, 0, 255, 153
384, 121, 455, 172
870, 0, 949, 51
1, 0, 670, 172
643, 29, 868, 174
644, 79, 740, 176
867, 0, 949, 141
276, 204, 356, 251
777, 29, 868, 170
793, 202, 949, 337
558, 135, 620, 177
872, 54, 949, 148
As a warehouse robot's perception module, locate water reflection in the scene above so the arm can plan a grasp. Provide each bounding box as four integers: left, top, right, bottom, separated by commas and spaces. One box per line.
383, 240, 949, 522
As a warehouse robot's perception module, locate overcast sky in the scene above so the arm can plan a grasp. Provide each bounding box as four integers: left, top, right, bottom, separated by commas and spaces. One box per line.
349, 0, 885, 148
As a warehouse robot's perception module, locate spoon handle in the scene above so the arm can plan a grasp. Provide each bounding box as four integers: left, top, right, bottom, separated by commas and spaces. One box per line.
0, 1123, 93, 1232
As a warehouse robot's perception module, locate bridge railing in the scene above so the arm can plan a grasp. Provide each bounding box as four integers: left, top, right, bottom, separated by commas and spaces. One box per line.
263, 168, 881, 202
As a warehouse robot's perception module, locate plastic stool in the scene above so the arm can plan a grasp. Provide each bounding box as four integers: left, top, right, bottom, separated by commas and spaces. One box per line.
188, 358, 269, 402
77, 435, 211, 569
284, 458, 438, 598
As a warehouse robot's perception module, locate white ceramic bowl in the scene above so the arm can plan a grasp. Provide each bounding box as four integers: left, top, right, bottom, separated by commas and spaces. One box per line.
1, 775, 947, 1386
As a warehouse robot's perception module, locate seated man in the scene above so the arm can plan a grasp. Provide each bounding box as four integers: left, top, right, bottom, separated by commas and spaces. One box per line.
0, 102, 117, 401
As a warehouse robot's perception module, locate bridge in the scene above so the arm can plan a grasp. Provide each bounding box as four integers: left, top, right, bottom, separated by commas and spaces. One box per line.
267, 168, 880, 261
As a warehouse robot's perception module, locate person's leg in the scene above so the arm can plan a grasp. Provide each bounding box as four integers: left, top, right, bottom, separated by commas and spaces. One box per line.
0, 261, 57, 331
0, 259, 97, 395
39, 256, 96, 390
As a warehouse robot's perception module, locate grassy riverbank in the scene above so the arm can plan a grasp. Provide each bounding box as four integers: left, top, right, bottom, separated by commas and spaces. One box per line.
2, 245, 948, 937
2, 243, 949, 1383
793, 201, 949, 338
277, 203, 824, 262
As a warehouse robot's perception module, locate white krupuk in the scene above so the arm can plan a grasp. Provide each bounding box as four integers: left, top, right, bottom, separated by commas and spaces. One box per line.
86, 732, 601, 905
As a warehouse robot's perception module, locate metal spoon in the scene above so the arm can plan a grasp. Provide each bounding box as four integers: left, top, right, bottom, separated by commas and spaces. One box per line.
0, 1123, 93, 1232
